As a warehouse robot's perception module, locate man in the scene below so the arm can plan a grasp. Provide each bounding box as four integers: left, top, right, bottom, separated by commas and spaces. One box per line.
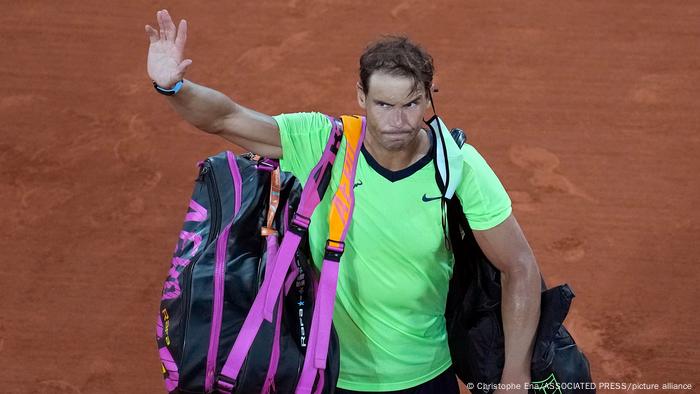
146, 9, 541, 394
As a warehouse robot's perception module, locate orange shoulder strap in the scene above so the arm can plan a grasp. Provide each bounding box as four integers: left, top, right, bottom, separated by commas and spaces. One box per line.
326, 115, 365, 254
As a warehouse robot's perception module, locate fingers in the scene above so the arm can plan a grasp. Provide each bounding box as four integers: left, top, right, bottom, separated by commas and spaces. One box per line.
145, 25, 158, 44
156, 10, 165, 41
161, 9, 177, 42
156, 10, 170, 41
174, 19, 188, 51
153, 9, 181, 44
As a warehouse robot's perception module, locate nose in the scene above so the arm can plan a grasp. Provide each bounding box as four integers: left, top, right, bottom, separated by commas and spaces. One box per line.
389, 107, 406, 128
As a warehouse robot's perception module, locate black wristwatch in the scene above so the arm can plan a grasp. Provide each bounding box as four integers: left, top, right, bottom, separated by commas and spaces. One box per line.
153, 80, 184, 96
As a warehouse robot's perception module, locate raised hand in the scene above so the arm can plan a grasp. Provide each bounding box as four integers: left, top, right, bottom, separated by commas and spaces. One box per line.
145, 9, 192, 88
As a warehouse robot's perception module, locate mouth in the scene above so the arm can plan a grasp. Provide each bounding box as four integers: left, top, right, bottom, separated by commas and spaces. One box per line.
382, 131, 410, 141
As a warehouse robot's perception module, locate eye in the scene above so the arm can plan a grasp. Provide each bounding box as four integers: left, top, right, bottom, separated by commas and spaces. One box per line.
404, 101, 419, 108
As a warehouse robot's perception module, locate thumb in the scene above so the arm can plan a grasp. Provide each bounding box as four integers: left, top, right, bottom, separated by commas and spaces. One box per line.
177, 59, 193, 74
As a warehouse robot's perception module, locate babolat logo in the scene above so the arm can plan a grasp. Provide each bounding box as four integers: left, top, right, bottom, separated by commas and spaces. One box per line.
530, 373, 563, 394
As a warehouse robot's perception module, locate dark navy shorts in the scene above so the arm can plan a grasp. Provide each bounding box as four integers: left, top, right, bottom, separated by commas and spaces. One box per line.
335, 365, 460, 394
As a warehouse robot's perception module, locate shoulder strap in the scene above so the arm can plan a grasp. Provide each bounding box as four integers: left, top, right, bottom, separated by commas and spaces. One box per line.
295, 115, 365, 394
426, 115, 464, 199
426, 116, 466, 250
327, 115, 364, 245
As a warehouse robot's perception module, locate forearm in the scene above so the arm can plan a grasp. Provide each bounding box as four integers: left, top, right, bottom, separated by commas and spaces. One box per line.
500, 259, 541, 381
165, 79, 238, 133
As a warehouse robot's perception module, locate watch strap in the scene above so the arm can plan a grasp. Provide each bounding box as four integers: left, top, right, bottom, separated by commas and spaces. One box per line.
153, 80, 184, 96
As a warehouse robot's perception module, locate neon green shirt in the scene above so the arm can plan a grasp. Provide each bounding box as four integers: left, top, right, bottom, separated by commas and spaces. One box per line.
273, 112, 512, 391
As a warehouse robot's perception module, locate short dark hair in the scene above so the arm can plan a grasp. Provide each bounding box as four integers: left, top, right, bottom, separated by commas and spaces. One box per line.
359, 35, 434, 96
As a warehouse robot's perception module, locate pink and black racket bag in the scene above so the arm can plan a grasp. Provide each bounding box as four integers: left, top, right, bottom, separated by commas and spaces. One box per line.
155, 117, 348, 393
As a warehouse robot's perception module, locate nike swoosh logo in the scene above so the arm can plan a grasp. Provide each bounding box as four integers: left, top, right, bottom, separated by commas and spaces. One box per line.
422, 194, 442, 202
353, 181, 363, 189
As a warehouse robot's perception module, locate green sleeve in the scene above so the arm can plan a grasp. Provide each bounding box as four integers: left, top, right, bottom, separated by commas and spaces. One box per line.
455, 144, 512, 230
272, 112, 332, 184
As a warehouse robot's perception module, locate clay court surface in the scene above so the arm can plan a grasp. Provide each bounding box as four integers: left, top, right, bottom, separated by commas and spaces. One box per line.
1, 1, 699, 393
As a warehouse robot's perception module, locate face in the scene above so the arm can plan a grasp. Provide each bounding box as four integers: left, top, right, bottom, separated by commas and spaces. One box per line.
357, 71, 431, 152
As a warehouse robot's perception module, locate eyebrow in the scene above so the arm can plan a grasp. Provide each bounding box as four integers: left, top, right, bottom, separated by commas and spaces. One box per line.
373, 96, 423, 106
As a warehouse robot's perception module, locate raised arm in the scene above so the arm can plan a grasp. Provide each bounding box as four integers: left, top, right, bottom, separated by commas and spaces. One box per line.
145, 9, 282, 158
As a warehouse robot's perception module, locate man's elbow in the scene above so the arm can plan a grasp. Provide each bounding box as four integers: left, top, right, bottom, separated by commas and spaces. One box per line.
500, 253, 540, 284
500, 254, 541, 316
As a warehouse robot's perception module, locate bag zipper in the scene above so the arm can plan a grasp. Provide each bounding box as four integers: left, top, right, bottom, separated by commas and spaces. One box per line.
205, 155, 238, 391
181, 162, 221, 365
202, 163, 223, 247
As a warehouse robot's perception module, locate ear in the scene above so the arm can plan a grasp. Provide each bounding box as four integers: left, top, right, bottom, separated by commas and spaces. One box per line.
426, 83, 437, 107
356, 81, 367, 109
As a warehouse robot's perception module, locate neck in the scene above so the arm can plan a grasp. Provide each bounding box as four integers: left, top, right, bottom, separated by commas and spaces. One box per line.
363, 127, 431, 171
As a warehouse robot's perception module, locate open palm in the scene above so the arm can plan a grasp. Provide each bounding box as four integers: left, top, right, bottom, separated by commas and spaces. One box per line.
145, 9, 192, 88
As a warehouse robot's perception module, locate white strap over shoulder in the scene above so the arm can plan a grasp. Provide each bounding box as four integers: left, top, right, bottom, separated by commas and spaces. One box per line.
427, 115, 463, 199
